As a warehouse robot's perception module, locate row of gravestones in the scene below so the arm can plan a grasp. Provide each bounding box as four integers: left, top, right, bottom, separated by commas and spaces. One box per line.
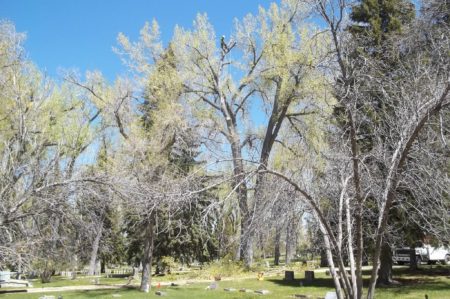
284, 270, 315, 282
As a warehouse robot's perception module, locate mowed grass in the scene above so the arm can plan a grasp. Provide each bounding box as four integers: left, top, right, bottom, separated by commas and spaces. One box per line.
2, 266, 449, 298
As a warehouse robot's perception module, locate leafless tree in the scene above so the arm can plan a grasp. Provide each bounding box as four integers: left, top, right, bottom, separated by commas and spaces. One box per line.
256, 1, 450, 298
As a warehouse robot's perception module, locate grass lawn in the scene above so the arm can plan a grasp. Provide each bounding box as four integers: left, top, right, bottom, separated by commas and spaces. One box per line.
1, 266, 449, 298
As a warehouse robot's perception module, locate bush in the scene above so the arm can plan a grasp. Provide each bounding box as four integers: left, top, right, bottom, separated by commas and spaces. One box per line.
156, 256, 178, 274
204, 258, 246, 279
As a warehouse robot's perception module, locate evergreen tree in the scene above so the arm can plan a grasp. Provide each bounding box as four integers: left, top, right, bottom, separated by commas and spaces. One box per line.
348, 0, 417, 285
350, 0, 415, 46
123, 44, 219, 273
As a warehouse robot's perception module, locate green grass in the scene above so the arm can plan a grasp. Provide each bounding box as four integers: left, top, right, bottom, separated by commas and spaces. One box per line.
2, 265, 449, 298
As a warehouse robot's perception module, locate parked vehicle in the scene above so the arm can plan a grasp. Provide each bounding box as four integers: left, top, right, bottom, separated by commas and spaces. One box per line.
393, 244, 450, 265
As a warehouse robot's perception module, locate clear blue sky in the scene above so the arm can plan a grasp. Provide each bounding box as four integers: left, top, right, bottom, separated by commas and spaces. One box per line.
1, 0, 273, 81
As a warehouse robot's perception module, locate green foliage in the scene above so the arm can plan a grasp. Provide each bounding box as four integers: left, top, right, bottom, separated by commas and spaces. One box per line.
157, 256, 178, 274
204, 257, 245, 279
350, 0, 415, 46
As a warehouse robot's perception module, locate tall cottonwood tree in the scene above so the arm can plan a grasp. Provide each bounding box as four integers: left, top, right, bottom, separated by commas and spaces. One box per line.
0, 21, 109, 274
117, 0, 329, 267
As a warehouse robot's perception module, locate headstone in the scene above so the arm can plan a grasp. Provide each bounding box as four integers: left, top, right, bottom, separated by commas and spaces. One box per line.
206, 281, 218, 290
325, 291, 338, 299
255, 289, 270, 295
285, 270, 295, 281
155, 291, 167, 296
240, 288, 253, 293
305, 271, 315, 282
265, 261, 270, 268
294, 295, 312, 298
112, 295, 122, 298
224, 288, 236, 292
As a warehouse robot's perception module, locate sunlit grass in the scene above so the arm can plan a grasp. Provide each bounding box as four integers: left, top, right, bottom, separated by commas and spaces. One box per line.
2, 265, 449, 298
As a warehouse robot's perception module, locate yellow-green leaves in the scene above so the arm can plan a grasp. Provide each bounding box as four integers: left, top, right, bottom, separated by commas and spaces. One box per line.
116, 19, 163, 76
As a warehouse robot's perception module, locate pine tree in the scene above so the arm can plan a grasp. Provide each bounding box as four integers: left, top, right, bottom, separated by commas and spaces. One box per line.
350, 0, 415, 46
123, 43, 219, 275
348, 0, 417, 286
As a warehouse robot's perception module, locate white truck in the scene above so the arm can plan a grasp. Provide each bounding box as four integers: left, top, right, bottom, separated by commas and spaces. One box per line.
393, 244, 450, 265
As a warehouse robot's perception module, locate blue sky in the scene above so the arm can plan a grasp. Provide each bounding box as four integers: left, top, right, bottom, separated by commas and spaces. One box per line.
1, 0, 273, 81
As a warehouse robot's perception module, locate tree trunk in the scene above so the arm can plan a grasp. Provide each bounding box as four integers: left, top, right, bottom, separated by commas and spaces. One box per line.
240, 217, 254, 268
409, 246, 418, 270
285, 220, 295, 265
101, 260, 106, 274
88, 223, 103, 275
345, 194, 358, 297
259, 233, 266, 259
377, 241, 393, 285
40, 269, 52, 283
228, 127, 251, 267
234, 242, 241, 261
140, 219, 155, 292
274, 226, 281, 266
320, 249, 329, 267
321, 225, 343, 299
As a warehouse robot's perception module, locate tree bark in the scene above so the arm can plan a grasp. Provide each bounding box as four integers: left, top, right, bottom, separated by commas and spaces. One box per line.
230, 134, 252, 267
348, 110, 364, 299
234, 241, 241, 261
88, 223, 103, 275
377, 241, 393, 285
320, 224, 343, 299
240, 222, 254, 268
101, 260, 106, 274
274, 226, 281, 266
409, 246, 418, 270
320, 249, 329, 267
259, 233, 266, 259
140, 219, 155, 292
346, 193, 358, 297
40, 269, 52, 283
285, 218, 295, 265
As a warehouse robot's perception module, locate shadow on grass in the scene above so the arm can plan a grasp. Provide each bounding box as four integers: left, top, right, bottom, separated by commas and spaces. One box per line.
360, 265, 450, 278
361, 265, 450, 296
76, 288, 138, 298
394, 266, 450, 277
267, 277, 335, 289
382, 279, 450, 297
